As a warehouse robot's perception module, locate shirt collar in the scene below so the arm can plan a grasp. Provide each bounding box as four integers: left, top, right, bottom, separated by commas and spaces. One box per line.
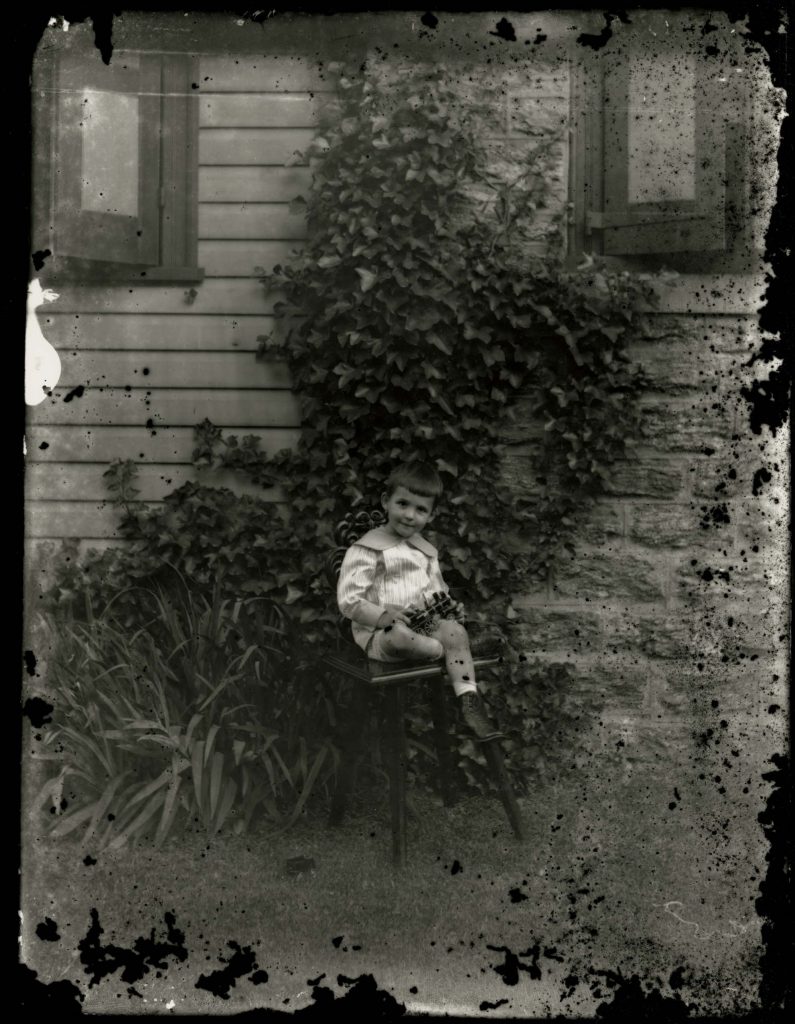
355, 527, 437, 557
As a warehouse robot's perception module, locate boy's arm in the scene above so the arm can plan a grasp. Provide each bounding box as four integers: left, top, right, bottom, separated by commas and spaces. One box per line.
337, 545, 390, 628
428, 554, 466, 623
428, 555, 450, 597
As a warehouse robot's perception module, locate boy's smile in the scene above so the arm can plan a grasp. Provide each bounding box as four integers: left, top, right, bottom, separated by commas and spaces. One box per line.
381, 485, 434, 540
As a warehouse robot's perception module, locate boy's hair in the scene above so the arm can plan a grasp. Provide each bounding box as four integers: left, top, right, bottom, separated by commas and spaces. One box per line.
384, 461, 443, 503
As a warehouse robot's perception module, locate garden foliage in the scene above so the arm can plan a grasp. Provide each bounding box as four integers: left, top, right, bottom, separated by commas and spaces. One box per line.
33, 581, 340, 849
38, 60, 657, 840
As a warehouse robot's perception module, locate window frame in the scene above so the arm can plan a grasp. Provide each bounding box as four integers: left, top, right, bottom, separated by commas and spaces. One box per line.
567, 49, 762, 277
31, 47, 204, 284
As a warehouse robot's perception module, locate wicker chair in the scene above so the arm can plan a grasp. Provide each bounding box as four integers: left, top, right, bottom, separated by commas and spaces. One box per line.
325, 508, 525, 867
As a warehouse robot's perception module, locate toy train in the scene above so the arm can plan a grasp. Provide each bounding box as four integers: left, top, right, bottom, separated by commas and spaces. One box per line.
406, 591, 460, 634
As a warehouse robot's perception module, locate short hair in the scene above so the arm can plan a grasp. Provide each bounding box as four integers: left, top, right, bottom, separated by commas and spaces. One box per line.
384, 461, 443, 503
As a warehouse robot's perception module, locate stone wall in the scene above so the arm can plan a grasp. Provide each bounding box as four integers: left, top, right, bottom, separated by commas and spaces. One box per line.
504, 310, 787, 783
425, 48, 788, 793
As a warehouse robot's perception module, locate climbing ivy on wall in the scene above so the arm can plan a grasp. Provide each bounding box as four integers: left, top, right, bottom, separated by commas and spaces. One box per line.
258, 60, 656, 608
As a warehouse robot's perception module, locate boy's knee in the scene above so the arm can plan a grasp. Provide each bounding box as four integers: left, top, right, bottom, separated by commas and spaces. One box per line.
384, 623, 443, 660
387, 621, 431, 649
387, 622, 414, 644
436, 619, 468, 647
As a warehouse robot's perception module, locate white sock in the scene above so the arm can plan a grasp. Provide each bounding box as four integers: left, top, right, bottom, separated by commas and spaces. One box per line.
453, 680, 478, 698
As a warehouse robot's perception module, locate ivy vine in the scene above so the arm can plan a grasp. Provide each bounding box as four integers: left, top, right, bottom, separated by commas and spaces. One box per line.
259, 60, 656, 609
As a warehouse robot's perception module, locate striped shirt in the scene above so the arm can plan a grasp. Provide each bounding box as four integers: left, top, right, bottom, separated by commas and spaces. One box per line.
337, 527, 449, 651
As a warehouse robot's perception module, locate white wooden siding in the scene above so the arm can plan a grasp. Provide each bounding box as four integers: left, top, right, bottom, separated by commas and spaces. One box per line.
27, 55, 321, 544
38, 314, 279, 350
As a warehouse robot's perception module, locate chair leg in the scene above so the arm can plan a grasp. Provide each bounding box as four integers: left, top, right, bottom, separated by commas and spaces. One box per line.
328, 682, 370, 827
384, 684, 408, 869
428, 674, 457, 808
483, 738, 525, 840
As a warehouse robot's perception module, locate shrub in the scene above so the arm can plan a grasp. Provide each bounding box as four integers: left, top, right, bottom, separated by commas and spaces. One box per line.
33, 581, 339, 848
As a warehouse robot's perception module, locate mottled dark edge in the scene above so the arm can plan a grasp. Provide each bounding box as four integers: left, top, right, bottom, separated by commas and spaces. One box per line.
13, 4, 791, 1020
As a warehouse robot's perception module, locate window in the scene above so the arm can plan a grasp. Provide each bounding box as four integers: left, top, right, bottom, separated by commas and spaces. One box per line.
569, 36, 760, 274
32, 48, 203, 282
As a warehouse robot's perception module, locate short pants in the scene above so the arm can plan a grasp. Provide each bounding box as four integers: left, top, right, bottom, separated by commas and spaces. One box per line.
364, 624, 443, 663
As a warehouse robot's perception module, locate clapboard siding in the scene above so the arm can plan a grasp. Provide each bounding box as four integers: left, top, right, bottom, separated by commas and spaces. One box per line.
28, 426, 301, 463
29, 538, 124, 559
28, 55, 318, 546
27, 464, 282, 502
198, 242, 305, 278
45, 281, 283, 315
198, 57, 335, 93
199, 204, 307, 240
27, 502, 135, 539
200, 93, 331, 128
29, 496, 288, 540
199, 166, 311, 202
39, 314, 280, 351
199, 129, 315, 165
55, 352, 291, 390
29, 390, 301, 427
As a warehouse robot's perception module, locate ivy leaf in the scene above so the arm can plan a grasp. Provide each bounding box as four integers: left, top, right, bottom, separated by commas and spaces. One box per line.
427, 332, 452, 355
436, 458, 458, 477
355, 268, 377, 293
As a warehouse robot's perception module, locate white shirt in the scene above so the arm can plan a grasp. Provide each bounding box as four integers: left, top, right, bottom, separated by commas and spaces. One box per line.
337, 527, 449, 651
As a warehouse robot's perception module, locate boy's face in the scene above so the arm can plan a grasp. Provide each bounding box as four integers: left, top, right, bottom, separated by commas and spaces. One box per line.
381, 485, 435, 540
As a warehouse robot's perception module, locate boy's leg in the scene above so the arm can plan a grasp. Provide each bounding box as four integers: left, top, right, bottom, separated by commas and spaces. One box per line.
429, 619, 501, 741
372, 622, 444, 662
428, 619, 477, 695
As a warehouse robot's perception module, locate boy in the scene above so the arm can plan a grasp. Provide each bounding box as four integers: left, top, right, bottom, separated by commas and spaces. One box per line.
337, 461, 501, 741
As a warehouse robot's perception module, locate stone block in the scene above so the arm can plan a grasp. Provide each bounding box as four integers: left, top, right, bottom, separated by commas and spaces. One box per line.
508, 607, 603, 652
582, 657, 657, 711
627, 502, 702, 548
580, 501, 625, 544
658, 657, 785, 717
675, 549, 774, 604
638, 397, 734, 452
689, 459, 762, 500
498, 452, 542, 495
552, 546, 666, 602
601, 459, 685, 499
629, 341, 740, 392
635, 613, 695, 659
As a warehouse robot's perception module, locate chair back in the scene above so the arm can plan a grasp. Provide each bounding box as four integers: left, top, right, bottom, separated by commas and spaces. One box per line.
325, 508, 386, 586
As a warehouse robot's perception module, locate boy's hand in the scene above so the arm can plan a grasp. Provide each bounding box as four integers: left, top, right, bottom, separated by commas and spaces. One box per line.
377, 609, 411, 629
452, 601, 467, 623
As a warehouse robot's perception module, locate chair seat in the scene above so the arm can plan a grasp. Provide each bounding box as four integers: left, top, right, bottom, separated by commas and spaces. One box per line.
324, 636, 504, 685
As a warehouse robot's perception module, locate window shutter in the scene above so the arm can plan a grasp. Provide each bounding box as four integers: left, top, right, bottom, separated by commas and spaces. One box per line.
597, 51, 727, 256
54, 53, 161, 264
160, 57, 200, 268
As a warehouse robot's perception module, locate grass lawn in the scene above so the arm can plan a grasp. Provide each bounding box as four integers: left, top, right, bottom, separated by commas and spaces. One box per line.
21, 769, 766, 1018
